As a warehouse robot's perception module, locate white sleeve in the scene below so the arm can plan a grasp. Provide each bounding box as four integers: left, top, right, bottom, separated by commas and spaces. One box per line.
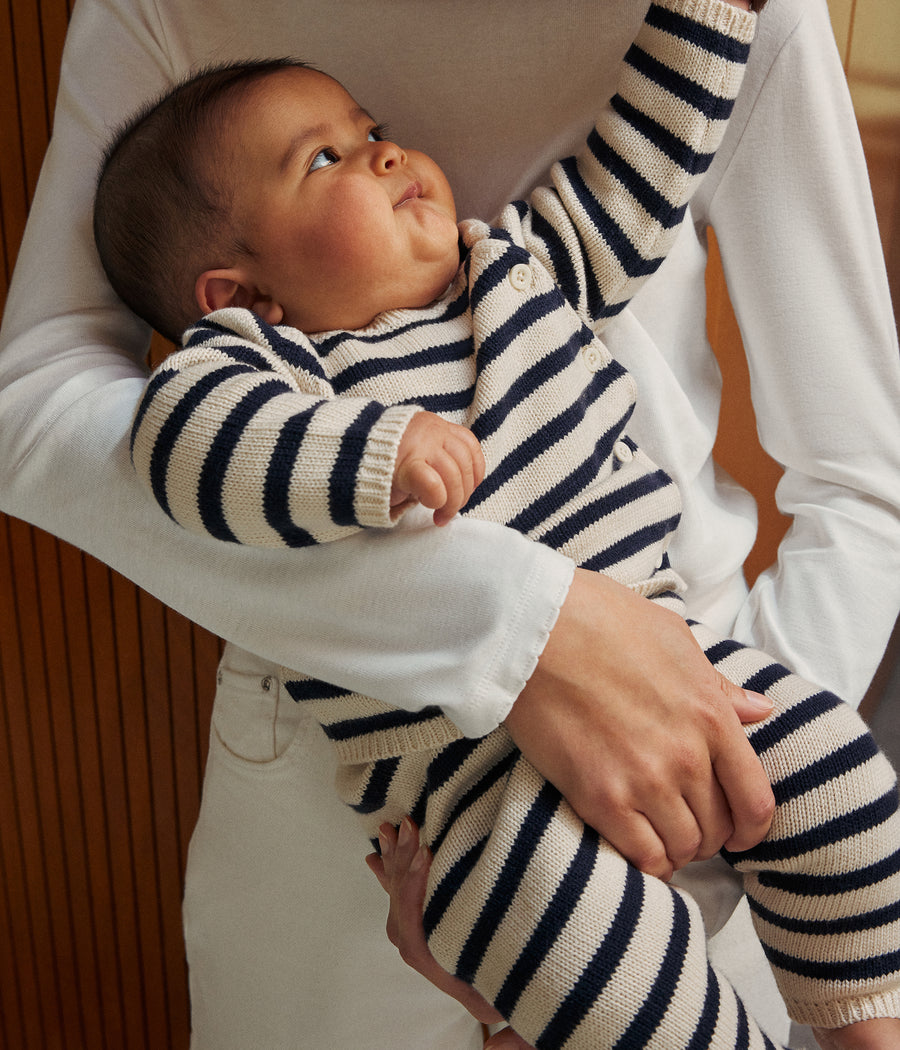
694, 0, 900, 703
0, 0, 573, 737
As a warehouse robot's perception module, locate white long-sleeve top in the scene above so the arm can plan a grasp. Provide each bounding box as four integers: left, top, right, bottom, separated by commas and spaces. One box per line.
1, 0, 898, 737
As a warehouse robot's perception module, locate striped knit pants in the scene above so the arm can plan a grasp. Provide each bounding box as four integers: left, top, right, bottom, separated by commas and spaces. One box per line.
328, 622, 900, 1049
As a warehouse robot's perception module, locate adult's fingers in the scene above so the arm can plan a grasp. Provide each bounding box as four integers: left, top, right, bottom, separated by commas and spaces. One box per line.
504, 571, 775, 875
484, 1026, 536, 1049
367, 818, 504, 1026
715, 729, 775, 853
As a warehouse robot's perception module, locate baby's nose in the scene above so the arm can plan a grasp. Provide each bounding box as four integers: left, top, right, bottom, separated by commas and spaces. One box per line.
371, 139, 406, 171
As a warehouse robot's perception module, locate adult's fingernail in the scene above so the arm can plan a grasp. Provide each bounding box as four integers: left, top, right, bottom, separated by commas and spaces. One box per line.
410, 844, 429, 873
399, 816, 415, 848
744, 689, 773, 711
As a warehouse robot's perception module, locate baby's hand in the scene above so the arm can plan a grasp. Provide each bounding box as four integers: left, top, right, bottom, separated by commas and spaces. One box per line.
391, 412, 485, 526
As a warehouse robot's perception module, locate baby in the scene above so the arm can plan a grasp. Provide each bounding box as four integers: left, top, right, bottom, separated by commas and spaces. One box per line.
94, 1, 900, 1047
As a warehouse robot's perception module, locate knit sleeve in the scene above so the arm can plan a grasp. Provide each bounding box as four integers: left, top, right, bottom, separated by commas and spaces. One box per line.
130, 308, 421, 548
506, 0, 756, 325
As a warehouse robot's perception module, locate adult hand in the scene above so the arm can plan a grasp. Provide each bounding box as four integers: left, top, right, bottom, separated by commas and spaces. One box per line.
366, 818, 535, 1050
504, 569, 775, 881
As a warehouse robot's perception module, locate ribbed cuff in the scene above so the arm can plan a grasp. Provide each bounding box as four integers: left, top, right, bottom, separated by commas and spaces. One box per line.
661, 0, 757, 43
352, 404, 424, 528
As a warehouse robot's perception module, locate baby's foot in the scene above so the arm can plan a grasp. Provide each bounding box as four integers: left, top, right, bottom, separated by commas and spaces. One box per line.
813, 1018, 900, 1050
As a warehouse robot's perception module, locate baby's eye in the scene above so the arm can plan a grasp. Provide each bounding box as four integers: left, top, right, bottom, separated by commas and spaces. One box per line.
309, 147, 339, 172
368, 123, 390, 143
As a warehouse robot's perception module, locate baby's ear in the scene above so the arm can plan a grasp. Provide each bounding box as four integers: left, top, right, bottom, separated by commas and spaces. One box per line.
195, 269, 284, 325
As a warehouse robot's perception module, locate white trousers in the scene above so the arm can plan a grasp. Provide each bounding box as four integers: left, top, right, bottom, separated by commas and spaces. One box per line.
184, 643, 484, 1049
183, 642, 792, 1048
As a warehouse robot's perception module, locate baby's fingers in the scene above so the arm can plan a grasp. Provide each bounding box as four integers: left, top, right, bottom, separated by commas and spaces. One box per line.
398, 458, 450, 514
455, 425, 486, 488
430, 429, 484, 524
393, 414, 485, 524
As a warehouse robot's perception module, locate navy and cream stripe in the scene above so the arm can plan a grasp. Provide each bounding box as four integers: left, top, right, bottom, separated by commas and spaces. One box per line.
326, 624, 900, 1047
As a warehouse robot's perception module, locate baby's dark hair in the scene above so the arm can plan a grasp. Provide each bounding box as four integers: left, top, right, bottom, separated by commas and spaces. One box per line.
93, 58, 313, 343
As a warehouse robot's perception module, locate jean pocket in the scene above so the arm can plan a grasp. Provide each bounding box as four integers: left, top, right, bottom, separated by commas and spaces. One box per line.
211, 647, 309, 763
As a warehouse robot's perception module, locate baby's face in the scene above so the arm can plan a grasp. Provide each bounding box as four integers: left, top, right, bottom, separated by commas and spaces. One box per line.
225, 67, 460, 333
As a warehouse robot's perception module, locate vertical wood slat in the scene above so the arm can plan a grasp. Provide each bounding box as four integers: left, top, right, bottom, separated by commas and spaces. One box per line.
0, 0, 31, 306
0, 518, 220, 1050
0, 519, 50, 1050
0, 0, 69, 310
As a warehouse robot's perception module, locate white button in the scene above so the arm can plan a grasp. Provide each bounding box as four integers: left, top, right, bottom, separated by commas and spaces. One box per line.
582, 345, 602, 372
614, 441, 634, 464
508, 263, 532, 291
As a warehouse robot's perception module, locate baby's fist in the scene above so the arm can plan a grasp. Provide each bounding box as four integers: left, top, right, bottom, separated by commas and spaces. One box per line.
391, 412, 485, 526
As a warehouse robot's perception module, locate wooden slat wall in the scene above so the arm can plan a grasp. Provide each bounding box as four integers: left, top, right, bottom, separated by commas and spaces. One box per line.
0, 519, 220, 1050
0, 3, 896, 1048
1, 4, 220, 1047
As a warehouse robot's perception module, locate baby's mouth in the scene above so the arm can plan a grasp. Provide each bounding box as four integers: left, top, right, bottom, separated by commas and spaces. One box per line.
394, 180, 423, 208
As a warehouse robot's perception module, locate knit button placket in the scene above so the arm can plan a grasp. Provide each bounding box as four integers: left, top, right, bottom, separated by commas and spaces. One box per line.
613, 441, 634, 464
508, 263, 532, 292
582, 345, 604, 372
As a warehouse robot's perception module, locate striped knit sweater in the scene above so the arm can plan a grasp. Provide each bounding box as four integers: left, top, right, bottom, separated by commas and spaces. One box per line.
131, 2, 900, 1045
133, 0, 752, 576
132, 0, 756, 755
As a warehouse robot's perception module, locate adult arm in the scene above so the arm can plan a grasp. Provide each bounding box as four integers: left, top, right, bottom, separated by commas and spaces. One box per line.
0, 0, 569, 738
0, 0, 772, 868
694, 0, 900, 703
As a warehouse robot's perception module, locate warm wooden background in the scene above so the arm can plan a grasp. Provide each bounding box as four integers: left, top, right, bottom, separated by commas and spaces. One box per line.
1, 2, 898, 1047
